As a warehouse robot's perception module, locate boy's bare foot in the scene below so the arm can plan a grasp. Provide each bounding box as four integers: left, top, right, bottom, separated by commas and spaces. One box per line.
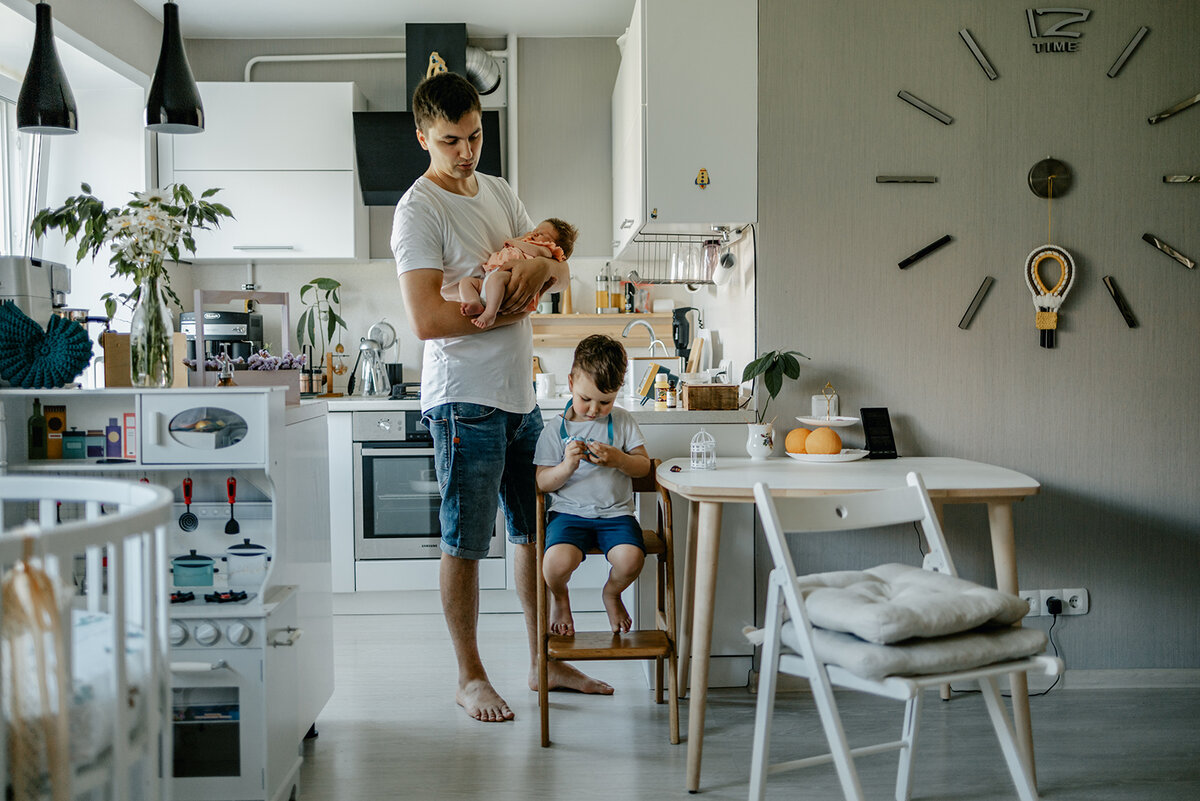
603, 585, 633, 633
549, 590, 575, 636
529, 662, 615, 695
457, 677, 514, 722
460, 301, 484, 316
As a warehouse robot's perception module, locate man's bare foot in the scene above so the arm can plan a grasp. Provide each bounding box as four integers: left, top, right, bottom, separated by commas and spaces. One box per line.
457, 678, 514, 722
460, 301, 484, 316
549, 590, 575, 636
530, 662, 614, 695
602, 585, 633, 633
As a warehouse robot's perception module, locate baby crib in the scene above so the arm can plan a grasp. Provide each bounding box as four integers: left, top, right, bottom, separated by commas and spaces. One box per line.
1, 475, 172, 801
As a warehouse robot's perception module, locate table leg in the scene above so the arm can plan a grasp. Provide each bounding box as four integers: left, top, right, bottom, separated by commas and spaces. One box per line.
677, 499, 700, 694
686, 500, 723, 794
987, 500, 1036, 785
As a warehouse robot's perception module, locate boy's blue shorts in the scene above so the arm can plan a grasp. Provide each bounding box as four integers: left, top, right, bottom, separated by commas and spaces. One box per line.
545, 512, 645, 557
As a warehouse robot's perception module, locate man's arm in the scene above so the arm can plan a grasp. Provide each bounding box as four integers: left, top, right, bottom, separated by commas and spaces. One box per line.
500, 256, 570, 314
399, 268, 529, 341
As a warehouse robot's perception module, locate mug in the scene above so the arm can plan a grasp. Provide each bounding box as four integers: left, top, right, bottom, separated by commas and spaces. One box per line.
535, 373, 555, 399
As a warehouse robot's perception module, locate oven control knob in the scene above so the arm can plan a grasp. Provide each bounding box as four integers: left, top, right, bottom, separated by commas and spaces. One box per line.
376, 418, 392, 431
227, 621, 252, 646
194, 621, 221, 646
168, 621, 189, 647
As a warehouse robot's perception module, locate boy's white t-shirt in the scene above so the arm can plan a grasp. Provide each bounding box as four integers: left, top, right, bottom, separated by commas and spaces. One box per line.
533, 406, 646, 518
392, 173, 536, 414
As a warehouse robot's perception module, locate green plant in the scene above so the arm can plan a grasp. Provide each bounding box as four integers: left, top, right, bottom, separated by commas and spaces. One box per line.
30, 182, 233, 318
296, 277, 347, 362
741, 349, 809, 424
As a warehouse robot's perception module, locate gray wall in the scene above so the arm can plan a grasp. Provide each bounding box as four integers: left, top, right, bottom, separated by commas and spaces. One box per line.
759, 0, 1200, 670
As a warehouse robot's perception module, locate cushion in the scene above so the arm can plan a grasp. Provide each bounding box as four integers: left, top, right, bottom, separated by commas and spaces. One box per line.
795, 563, 1030, 644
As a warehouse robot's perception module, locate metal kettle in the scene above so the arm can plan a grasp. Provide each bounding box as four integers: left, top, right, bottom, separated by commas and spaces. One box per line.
351, 337, 391, 398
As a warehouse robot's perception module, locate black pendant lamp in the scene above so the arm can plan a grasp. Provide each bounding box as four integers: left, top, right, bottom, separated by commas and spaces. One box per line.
17, 2, 78, 135
145, 1, 204, 133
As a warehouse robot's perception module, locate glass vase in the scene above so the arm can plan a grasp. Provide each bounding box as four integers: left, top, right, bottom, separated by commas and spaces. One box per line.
129, 272, 174, 388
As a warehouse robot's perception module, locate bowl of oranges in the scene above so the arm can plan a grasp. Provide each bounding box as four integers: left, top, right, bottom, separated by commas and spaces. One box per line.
784, 426, 869, 463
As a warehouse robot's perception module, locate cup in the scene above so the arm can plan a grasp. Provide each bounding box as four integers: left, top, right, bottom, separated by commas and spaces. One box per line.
535, 373, 555, 399
385, 363, 403, 386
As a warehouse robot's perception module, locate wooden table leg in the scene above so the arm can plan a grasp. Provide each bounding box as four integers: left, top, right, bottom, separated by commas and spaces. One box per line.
988, 500, 1036, 785
677, 499, 700, 694
686, 500, 723, 794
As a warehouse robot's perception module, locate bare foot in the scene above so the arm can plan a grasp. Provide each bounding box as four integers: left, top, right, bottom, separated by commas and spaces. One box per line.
602, 585, 633, 633
529, 662, 614, 695
457, 678, 514, 722
549, 589, 575, 636
472, 311, 498, 329
460, 301, 484, 316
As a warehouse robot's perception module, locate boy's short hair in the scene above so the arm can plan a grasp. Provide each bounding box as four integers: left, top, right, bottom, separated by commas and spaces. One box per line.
571, 334, 627, 395
412, 73, 482, 133
543, 217, 579, 260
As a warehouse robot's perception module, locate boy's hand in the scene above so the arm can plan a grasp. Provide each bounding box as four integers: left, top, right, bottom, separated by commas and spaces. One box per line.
562, 439, 589, 471
582, 441, 621, 468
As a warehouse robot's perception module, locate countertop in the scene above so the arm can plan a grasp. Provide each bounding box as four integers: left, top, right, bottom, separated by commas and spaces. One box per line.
318, 395, 747, 425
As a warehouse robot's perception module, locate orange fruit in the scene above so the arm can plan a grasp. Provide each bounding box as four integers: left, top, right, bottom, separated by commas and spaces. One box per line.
805, 427, 842, 455
785, 427, 811, 453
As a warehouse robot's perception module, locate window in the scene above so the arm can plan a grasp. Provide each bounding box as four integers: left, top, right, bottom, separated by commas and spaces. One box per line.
0, 76, 44, 257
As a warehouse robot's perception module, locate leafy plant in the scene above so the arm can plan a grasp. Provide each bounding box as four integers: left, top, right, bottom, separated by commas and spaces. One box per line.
30, 182, 233, 319
296, 277, 347, 362
741, 349, 809, 424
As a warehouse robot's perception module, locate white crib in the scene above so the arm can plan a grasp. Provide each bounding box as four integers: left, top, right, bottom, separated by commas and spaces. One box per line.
1, 475, 172, 801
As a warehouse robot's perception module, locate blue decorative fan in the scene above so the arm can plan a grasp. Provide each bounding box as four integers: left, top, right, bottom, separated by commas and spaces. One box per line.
0, 301, 94, 388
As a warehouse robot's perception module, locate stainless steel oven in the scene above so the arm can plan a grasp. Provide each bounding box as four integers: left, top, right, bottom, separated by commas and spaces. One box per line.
352, 409, 503, 559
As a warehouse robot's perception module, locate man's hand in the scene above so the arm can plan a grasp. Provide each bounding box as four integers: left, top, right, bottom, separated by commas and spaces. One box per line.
500, 256, 561, 314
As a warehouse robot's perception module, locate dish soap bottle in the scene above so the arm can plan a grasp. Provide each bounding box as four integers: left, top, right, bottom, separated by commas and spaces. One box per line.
27, 398, 47, 460
217, 356, 237, 387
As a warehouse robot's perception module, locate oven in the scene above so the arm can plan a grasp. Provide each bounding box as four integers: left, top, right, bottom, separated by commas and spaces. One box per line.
352, 409, 503, 559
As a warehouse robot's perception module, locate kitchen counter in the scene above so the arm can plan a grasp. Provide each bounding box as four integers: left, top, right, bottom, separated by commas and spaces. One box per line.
320, 395, 746, 424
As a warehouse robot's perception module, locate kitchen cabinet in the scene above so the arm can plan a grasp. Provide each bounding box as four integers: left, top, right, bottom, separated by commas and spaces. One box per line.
612, 0, 757, 258
157, 82, 367, 262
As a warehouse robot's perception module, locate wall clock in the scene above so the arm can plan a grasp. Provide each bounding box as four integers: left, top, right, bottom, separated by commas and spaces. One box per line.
878, 7, 1197, 337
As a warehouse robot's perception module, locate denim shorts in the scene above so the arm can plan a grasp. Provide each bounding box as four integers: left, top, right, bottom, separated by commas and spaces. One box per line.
422, 403, 544, 560
545, 512, 645, 557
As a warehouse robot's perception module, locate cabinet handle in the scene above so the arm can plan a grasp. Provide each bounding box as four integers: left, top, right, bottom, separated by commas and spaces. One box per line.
620, 218, 634, 229
270, 626, 303, 647
232, 245, 296, 251
149, 412, 163, 446
171, 660, 227, 672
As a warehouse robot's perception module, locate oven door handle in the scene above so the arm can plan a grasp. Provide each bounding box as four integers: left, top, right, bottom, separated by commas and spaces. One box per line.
270, 627, 304, 648
170, 660, 228, 673
359, 446, 435, 456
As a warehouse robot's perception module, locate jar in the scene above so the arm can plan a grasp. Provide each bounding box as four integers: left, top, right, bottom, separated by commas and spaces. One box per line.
667, 380, 678, 408
654, 373, 670, 410
595, 274, 610, 313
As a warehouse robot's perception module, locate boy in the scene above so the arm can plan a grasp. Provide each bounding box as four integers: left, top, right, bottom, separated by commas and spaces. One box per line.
535, 335, 652, 636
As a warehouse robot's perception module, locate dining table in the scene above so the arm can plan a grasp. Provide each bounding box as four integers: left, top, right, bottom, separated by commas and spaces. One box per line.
656, 455, 1041, 794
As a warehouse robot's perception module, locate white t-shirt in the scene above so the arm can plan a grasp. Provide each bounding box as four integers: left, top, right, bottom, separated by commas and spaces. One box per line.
392, 173, 536, 414
533, 406, 646, 518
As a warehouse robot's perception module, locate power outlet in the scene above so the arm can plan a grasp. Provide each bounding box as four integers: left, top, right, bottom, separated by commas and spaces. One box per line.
1040, 589, 1064, 617
1061, 587, 1089, 615
1018, 589, 1040, 618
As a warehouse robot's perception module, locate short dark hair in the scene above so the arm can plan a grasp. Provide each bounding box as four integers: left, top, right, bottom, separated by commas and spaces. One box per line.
411, 73, 481, 133
571, 335, 627, 394
543, 218, 578, 260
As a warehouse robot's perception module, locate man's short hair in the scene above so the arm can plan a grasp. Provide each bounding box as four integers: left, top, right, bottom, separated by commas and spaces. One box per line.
412, 73, 482, 133
544, 218, 579, 260
571, 335, 628, 395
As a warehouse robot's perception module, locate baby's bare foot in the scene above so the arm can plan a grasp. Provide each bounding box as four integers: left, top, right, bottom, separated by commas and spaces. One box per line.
460, 301, 484, 317
549, 590, 575, 636
603, 586, 633, 633
472, 314, 496, 329
457, 678, 514, 722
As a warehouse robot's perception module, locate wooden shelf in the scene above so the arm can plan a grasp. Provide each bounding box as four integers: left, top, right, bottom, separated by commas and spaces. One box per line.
530, 312, 676, 353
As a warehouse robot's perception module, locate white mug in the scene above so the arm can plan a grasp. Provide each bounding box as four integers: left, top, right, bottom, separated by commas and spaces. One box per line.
535, 373, 555, 399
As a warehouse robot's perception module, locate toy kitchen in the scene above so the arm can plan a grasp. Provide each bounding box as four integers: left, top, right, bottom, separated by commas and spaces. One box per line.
0, 386, 332, 801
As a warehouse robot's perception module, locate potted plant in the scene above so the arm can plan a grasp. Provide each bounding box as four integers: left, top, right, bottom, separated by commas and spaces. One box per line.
30, 182, 233, 387
295, 277, 348, 388
741, 348, 809, 459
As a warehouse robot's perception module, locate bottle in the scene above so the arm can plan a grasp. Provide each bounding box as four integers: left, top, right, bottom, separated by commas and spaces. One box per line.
595, 272, 610, 313
609, 265, 624, 312
654, 373, 670, 410
27, 398, 47, 460
217, 356, 237, 387
667, 379, 678, 408
105, 417, 122, 458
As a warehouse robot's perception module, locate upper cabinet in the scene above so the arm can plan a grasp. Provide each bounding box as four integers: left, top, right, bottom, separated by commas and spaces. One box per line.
612, 0, 757, 258
157, 82, 368, 262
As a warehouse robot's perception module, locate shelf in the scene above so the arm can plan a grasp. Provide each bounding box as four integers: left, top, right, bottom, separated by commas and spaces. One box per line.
530, 312, 676, 352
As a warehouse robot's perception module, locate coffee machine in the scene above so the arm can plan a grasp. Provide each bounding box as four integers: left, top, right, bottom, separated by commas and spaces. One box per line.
0, 256, 71, 322
181, 310, 264, 361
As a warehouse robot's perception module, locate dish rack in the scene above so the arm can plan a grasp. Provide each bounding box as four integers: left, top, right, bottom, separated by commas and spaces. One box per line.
621, 226, 748, 285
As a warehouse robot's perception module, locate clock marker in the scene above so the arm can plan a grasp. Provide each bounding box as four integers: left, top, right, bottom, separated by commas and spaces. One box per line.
1102, 276, 1138, 328
958, 29, 998, 80
1148, 90, 1200, 125
1142, 233, 1196, 270
958, 277, 994, 330
1163, 174, 1200, 183
876, 175, 937, 184
897, 91, 953, 125
898, 234, 952, 269
1107, 26, 1149, 78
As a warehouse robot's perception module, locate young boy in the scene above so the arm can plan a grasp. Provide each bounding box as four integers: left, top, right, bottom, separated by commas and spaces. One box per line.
534, 335, 652, 636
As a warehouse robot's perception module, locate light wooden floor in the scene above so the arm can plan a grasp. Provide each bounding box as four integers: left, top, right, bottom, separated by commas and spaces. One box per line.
300, 613, 1200, 800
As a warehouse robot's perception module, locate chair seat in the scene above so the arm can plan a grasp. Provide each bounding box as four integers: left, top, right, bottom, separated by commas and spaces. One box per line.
579, 529, 665, 556
547, 629, 671, 660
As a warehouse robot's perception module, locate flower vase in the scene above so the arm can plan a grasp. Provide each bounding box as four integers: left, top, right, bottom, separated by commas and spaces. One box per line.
746, 422, 775, 460
129, 272, 174, 388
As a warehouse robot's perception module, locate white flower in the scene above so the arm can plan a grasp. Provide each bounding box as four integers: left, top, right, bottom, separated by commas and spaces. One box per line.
134, 188, 168, 204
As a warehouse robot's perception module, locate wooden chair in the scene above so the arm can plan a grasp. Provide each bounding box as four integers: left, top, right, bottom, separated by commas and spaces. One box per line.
748, 472, 1062, 801
535, 458, 679, 747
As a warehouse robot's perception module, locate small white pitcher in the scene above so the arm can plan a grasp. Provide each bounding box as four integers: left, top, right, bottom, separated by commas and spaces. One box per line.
746, 422, 775, 460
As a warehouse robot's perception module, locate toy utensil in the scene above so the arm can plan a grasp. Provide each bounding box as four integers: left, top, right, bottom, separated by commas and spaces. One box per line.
179, 478, 198, 531
225, 476, 240, 535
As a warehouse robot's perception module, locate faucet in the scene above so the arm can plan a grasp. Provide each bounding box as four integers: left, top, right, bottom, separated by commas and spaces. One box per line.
648, 339, 670, 357
621, 319, 658, 353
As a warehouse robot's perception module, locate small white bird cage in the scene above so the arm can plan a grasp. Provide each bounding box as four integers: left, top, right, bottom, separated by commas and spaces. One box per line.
690, 428, 717, 470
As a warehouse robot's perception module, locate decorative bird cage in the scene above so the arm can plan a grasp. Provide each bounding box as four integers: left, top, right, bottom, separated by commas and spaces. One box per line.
690, 428, 717, 470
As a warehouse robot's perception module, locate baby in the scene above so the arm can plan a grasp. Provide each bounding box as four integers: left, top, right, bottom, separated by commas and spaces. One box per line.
457, 217, 578, 329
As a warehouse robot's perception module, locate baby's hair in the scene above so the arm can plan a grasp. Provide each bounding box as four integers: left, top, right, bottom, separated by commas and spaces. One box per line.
543, 218, 578, 260
412, 73, 481, 134
571, 334, 627, 394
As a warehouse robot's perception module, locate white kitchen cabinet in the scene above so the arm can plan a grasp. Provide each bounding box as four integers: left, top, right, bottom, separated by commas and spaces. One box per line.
612, 0, 757, 258
157, 82, 367, 262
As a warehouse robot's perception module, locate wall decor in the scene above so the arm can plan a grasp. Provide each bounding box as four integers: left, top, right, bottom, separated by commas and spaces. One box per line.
1141, 233, 1196, 270
1102, 276, 1138, 328
898, 234, 953, 270
958, 276, 995, 331
1024, 244, 1076, 348
1106, 26, 1149, 77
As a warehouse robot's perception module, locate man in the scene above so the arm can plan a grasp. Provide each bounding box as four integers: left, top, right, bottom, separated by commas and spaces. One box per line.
392, 73, 612, 722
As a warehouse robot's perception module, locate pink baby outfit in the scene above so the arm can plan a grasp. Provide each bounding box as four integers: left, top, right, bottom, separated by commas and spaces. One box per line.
479, 233, 567, 309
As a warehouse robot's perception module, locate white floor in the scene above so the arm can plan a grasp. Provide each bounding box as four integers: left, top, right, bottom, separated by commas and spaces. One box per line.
299, 612, 1200, 800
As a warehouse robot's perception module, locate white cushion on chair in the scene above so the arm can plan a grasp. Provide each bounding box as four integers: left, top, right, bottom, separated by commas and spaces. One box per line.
796, 563, 1030, 644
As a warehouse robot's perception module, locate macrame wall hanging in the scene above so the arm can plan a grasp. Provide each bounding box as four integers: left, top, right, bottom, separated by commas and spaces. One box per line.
1025, 159, 1077, 349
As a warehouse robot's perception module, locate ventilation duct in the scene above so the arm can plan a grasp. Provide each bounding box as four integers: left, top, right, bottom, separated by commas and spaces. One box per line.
465, 46, 502, 95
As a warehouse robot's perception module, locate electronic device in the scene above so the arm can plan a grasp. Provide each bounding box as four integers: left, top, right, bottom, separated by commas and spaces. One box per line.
181, 310, 264, 361
859, 407, 898, 459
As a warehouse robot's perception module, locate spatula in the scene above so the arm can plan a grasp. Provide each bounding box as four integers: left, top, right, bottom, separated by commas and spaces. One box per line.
225, 476, 240, 535
179, 478, 198, 531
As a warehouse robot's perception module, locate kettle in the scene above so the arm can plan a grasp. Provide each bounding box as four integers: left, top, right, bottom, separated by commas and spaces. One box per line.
350, 337, 391, 397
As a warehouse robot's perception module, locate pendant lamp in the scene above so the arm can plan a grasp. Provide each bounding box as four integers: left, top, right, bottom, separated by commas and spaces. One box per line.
17, 2, 78, 135
145, 1, 204, 133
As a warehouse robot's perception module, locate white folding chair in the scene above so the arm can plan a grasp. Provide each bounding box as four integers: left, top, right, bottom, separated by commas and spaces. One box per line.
748, 472, 1062, 801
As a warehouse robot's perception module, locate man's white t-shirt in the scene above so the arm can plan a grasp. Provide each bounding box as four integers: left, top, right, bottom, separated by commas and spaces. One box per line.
392, 173, 536, 415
